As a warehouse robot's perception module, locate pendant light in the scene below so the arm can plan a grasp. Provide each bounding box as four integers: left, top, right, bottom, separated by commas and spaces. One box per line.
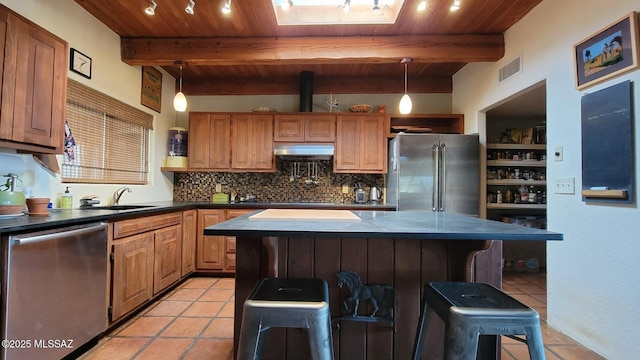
399, 57, 412, 115
174, 64, 187, 112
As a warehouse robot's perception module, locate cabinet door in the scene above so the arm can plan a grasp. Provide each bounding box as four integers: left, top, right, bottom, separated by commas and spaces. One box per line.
306, 114, 335, 142
153, 224, 181, 295
231, 114, 252, 169
359, 115, 386, 172
335, 115, 360, 171
0, 10, 9, 138
209, 114, 231, 169
232, 114, 274, 170
274, 115, 304, 142
188, 113, 212, 168
112, 232, 154, 321
196, 209, 226, 270
181, 209, 197, 277
252, 114, 274, 170
12, 18, 66, 150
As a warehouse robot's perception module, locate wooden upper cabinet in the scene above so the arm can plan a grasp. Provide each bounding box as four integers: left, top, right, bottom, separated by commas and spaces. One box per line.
274, 114, 335, 142
0, 6, 67, 153
231, 114, 274, 171
188, 113, 231, 170
335, 114, 387, 173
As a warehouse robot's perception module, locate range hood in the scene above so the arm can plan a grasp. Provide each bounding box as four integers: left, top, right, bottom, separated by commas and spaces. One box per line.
273, 143, 334, 160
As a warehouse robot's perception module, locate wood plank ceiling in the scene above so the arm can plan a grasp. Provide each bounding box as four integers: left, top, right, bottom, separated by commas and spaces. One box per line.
74, 0, 542, 95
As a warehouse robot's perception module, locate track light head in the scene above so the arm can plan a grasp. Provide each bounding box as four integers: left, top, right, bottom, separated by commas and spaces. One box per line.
185, 0, 195, 15
372, 0, 380, 11
222, 0, 231, 14
282, 0, 293, 11
343, 0, 351, 12
417, 1, 427, 11
144, 0, 157, 15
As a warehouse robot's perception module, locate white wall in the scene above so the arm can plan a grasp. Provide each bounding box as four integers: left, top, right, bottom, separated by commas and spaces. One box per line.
453, 1, 640, 358
0, 0, 177, 206
175, 94, 452, 127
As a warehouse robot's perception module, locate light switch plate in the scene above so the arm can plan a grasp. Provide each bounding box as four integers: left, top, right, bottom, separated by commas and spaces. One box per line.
554, 177, 575, 194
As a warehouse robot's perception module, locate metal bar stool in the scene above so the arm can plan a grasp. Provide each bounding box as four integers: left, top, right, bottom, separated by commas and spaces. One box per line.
412, 282, 545, 360
237, 277, 334, 360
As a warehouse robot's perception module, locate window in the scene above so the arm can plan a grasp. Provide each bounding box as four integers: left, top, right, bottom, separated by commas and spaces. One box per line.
62, 79, 153, 184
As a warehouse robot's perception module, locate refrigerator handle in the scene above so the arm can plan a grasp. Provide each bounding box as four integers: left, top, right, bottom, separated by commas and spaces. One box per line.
439, 143, 446, 211
432, 143, 439, 211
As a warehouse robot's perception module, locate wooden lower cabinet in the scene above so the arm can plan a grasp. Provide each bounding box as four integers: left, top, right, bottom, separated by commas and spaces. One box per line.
196, 209, 226, 271
197, 209, 253, 273
110, 212, 184, 323
153, 224, 181, 295
111, 232, 154, 321
181, 209, 197, 276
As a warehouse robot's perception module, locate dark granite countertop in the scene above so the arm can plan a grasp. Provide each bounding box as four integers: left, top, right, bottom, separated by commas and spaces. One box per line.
204, 210, 563, 241
0, 201, 395, 234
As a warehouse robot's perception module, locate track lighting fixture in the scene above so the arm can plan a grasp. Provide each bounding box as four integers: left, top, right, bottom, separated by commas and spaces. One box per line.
281, 0, 293, 12
417, 1, 427, 11
343, 0, 350, 12
222, 0, 231, 14
399, 57, 412, 115
450, 0, 460, 11
144, 0, 157, 15
372, 0, 380, 11
185, 0, 195, 15
174, 64, 187, 112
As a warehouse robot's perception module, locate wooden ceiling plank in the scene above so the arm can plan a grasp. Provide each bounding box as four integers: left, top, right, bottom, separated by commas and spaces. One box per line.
121, 34, 505, 66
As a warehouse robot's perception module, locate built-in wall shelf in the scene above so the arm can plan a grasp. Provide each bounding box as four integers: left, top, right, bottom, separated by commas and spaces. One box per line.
486, 203, 546, 210
487, 143, 546, 150
486, 160, 547, 167
487, 180, 546, 186
388, 113, 464, 137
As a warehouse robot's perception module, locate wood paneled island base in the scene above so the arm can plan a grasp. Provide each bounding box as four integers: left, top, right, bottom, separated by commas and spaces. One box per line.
203, 210, 563, 360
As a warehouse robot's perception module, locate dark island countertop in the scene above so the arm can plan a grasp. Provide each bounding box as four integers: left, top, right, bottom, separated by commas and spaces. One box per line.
0, 201, 395, 235
204, 209, 563, 241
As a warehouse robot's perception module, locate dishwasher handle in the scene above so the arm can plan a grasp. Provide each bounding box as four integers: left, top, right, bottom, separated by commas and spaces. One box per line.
12, 223, 107, 246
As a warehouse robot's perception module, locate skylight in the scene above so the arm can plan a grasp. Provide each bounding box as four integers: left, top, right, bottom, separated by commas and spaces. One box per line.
272, 0, 405, 25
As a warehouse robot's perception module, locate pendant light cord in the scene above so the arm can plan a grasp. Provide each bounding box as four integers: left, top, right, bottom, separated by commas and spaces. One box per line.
179, 65, 183, 92
404, 62, 408, 94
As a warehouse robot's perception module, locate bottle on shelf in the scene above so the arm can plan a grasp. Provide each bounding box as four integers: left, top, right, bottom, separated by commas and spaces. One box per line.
505, 188, 512, 204
496, 190, 502, 204
518, 185, 528, 204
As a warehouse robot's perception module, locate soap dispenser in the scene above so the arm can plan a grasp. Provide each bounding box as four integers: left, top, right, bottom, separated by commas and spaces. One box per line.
61, 187, 73, 208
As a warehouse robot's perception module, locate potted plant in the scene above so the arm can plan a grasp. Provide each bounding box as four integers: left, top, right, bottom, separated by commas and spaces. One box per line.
0, 173, 26, 215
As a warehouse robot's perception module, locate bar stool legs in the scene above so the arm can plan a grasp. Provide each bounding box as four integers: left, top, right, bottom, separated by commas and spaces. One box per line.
237, 278, 334, 360
412, 282, 546, 360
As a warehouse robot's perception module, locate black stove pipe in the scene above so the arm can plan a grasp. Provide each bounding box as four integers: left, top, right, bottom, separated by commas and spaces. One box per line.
299, 71, 313, 112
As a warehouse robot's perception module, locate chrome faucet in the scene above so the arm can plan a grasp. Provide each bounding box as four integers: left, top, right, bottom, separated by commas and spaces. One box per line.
113, 187, 132, 206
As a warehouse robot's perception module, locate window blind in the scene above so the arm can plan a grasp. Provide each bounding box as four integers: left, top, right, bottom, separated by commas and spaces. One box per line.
62, 79, 153, 184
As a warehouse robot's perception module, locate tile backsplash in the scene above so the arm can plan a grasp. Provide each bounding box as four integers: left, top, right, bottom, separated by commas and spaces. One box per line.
173, 159, 384, 203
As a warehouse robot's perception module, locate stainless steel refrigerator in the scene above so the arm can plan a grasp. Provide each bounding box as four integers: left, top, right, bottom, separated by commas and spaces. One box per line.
386, 133, 480, 215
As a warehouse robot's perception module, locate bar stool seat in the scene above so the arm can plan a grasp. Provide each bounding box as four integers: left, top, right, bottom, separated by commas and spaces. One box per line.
237, 277, 334, 360
412, 282, 545, 360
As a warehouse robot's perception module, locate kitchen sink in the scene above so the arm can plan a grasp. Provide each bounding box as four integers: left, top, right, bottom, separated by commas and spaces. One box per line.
78, 205, 156, 211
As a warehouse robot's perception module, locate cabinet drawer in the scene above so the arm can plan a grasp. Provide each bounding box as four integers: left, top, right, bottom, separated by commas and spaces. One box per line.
226, 236, 236, 253
226, 253, 236, 270
113, 212, 182, 239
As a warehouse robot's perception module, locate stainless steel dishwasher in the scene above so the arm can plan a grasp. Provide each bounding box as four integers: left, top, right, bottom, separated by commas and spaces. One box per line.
2, 222, 108, 360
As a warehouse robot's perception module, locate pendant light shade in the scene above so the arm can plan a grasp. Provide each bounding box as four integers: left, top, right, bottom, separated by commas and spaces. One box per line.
399, 57, 412, 115
174, 65, 187, 112
399, 94, 412, 114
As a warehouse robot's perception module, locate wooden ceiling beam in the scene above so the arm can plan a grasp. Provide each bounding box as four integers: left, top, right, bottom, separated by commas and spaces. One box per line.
122, 35, 504, 66
182, 76, 452, 96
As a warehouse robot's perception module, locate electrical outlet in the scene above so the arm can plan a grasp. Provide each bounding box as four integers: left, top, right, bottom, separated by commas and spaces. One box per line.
342, 184, 349, 194
215, 183, 222, 192
554, 177, 575, 194
554, 146, 563, 162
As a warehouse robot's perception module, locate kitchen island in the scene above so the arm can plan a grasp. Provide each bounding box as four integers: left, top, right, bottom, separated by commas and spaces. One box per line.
204, 209, 562, 360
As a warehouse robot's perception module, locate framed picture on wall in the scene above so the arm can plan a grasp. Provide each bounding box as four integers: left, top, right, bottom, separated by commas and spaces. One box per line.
141, 66, 162, 113
574, 12, 639, 90
70, 48, 92, 79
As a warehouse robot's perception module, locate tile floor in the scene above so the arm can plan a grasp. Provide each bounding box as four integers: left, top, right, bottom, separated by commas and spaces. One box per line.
79, 274, 605, 360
